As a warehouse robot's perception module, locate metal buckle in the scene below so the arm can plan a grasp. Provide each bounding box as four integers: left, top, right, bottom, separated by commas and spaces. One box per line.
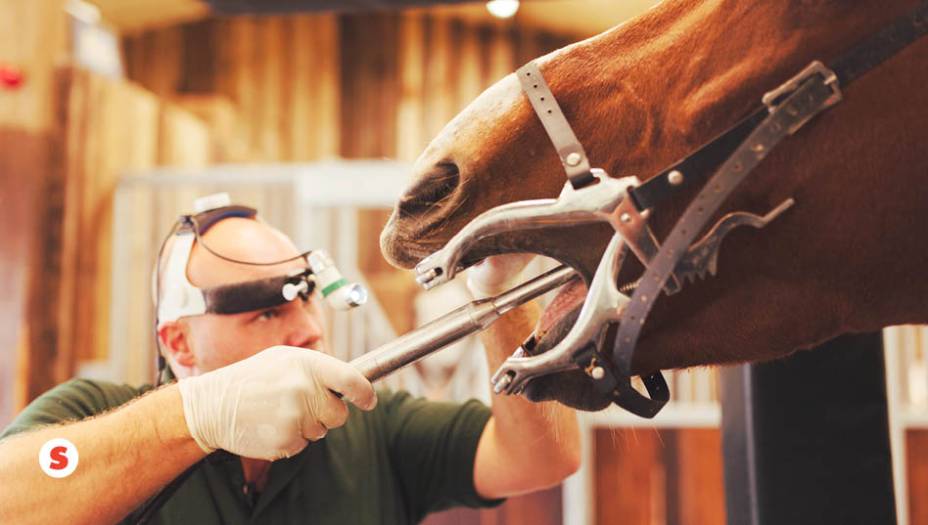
762, 60, 842, 113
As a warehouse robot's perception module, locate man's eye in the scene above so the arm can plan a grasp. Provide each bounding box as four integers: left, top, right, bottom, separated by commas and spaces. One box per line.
256, 309, 280, 322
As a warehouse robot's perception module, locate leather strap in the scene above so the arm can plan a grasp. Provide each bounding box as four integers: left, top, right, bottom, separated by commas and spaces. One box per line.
612, 74, 841, 375
833, 1, 928, 85
629, 1, 928, 213
517, 62, 595, 188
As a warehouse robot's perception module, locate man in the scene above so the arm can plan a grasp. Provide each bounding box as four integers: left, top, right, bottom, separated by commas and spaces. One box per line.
0, 197, 580, 524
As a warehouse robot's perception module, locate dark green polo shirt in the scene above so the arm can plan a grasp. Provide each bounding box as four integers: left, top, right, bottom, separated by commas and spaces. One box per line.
0, 379, 502, 524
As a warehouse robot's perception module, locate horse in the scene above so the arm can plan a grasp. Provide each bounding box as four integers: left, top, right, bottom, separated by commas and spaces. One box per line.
379, 0, 928, 410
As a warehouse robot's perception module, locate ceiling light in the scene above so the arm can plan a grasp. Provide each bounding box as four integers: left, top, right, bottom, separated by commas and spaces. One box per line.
486, 0, 520, 19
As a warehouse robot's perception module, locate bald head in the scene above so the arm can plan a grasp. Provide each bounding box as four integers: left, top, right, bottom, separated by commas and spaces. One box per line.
185, 218, 306, 288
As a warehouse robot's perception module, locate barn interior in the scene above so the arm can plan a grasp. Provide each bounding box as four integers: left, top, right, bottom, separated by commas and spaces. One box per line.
1, 1, 927, 524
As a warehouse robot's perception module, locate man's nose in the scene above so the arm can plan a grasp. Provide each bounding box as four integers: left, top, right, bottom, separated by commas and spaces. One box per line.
285, 306, 324, 349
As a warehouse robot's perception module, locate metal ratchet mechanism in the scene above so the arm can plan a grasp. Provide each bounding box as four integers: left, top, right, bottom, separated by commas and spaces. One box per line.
351, 265, 578, 382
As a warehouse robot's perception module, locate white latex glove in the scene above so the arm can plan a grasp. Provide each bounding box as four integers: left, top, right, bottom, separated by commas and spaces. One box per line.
465, 254, 535, 299
177, 345, 376, 461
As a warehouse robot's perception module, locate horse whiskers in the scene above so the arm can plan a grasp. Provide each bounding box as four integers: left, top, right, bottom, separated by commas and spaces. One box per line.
436, 192, 470, 228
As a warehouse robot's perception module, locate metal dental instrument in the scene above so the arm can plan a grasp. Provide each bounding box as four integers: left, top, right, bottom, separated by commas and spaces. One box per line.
351, 264, 579, 382
414, 169, 795, 396
491, 233, 630, 395
489, 200, 795, 394
415, 170, 630, 290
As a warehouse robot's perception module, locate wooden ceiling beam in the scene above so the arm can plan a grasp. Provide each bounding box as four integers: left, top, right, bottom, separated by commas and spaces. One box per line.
89, 0, 653, 38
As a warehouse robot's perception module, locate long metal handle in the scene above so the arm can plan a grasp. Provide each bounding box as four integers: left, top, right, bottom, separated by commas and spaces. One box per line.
350, 265, 578, 382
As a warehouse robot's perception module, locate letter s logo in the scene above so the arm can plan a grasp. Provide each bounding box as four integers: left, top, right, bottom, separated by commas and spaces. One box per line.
39, 439, 79, 478
49, 446, 69, 470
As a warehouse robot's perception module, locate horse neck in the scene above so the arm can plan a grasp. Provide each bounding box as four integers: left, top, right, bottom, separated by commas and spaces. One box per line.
548, 0, 928, 332
546, 0, 922, 173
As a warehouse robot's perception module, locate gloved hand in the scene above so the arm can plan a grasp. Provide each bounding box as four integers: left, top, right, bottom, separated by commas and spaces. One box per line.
465, 254, 535, 299
177, 345, 376, 461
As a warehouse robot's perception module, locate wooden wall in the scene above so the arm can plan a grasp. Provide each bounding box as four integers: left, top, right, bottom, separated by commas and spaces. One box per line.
0, 0, 68, 423
0, 0, 215, 414
22, 68, 218, 403
121, 12, 572, 339
594, 428, 726, 525
124, 14, 342, 162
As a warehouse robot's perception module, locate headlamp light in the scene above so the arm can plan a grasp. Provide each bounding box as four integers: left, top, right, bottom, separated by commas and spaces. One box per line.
155, 192, 367, 326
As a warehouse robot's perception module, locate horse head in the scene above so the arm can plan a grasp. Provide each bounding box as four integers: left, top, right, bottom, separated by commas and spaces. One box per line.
381, 0, 928, 410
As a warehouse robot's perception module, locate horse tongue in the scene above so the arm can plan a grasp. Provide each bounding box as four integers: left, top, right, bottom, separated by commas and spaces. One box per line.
537, 278, 588, 336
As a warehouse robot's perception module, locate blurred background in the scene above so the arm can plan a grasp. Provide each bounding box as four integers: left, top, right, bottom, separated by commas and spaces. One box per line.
1, 1, 927, 524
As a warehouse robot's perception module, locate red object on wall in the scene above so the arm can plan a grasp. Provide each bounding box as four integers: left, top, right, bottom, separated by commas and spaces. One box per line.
0, 65, 25, 89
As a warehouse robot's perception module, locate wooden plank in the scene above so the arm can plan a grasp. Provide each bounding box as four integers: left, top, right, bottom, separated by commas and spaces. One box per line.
0, 8, 68, 401
311, 14, 341, 159
287, 15, 314, 161
396, 11, 426, 161
515, 24, 542, 70
339, 12, 399, 158
455, 19, 483, 113
55, 68, 94, 382
674, 429, 726, 525
0, 129, 50, 422
255, 16, 284, 160
0, 0, 68, 131
52, 71, 165, 372
337, 14, 361, 158
158, 102, 211, 166
211, 17, 236, 105
92, 0, 207, 34
30, 68, 208, 389
907, 430, 928, 525
86, 79, 160, 365
228, 16, 259, 156
486, 21, 515, 85
174, 94, 250, 162
594, 427, 664, 525
180, 19, 217, 94
423, 14, 454, 139
143, 25, 184, 99
22, 68, 78, 402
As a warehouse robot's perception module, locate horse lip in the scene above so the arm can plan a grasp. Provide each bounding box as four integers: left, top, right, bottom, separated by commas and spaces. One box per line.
396, 161, 461, 218
380, 205, 457, 268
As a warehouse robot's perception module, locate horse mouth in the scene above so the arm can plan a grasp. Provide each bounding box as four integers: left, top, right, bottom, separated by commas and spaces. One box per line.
536, 277, 587, 338
520, 275, 616, 412
380, 215, 445, 269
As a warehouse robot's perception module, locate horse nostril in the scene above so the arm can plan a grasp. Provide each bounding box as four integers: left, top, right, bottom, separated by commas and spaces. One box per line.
398, 162, 461, 217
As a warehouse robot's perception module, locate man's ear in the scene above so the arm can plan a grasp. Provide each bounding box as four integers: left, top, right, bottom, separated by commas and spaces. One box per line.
158, 321, 196, 369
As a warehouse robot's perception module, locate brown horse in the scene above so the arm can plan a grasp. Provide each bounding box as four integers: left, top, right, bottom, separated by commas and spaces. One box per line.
380, 0, 928, 409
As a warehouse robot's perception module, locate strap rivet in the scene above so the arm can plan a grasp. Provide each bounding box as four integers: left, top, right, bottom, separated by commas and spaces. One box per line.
565, 152, 582, 167
668, 170, 684, 186
591, 366, 605, 380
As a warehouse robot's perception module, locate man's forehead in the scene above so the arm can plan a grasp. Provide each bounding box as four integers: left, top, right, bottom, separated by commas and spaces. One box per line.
187, 218, 305, 288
